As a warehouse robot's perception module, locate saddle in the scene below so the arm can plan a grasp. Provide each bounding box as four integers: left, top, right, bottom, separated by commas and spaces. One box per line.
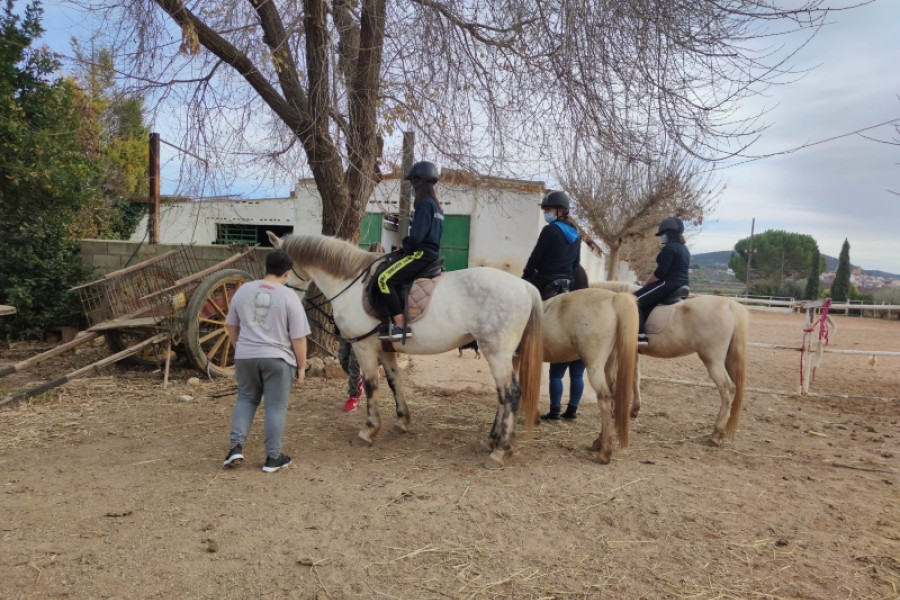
539, 278, 572, 301
659, 285, 691, 305
362, 254, 445, 324
646, 286, 691, 334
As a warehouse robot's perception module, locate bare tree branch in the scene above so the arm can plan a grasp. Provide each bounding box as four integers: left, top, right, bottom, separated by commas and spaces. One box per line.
64, 0, 864, 241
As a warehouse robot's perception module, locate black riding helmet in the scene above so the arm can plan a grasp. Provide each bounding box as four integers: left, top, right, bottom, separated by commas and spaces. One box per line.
655, 216, 684, 236
404, 161, 439, 187
540, 190, 571, 210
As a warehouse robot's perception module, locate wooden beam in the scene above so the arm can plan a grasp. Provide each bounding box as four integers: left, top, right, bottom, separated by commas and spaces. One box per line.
148, 132, 161, 243
0, 333, 169, 408
0, 331, 100, 379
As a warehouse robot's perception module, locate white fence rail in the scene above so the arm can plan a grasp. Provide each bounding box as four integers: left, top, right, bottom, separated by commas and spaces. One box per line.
726, 295, 899, 317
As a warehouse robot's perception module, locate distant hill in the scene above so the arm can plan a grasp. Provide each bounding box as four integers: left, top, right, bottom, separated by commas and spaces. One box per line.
691, 251, 734, 269
691, 251, 898, 279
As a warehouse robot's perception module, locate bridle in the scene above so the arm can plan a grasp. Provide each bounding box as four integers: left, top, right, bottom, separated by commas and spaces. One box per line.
286, 254, 389, 343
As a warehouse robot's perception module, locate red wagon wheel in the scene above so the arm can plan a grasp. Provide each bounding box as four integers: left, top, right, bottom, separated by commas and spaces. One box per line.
183, 269, 252, 378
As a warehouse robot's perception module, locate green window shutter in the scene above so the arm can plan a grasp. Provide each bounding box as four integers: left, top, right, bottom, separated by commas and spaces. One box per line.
440, 215, 470, 271
359, 213, 383, 249
215, 224, 257, 245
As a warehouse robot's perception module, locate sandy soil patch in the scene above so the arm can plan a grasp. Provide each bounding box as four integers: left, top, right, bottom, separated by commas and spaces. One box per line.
1, 310, 897, 599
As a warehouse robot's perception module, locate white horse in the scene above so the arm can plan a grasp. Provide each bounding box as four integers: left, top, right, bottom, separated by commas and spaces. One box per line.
269, 232, 544, 468
593, 282, 749, 444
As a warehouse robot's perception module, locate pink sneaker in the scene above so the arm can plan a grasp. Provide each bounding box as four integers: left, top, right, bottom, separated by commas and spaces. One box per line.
343, 396, 360, 412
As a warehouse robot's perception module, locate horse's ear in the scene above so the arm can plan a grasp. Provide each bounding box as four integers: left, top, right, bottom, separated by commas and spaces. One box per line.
266, 230, 282, 248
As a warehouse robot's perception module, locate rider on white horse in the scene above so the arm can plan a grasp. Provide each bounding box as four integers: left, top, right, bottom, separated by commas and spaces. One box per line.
375, 160, 444, 342
634, 216, 691, 346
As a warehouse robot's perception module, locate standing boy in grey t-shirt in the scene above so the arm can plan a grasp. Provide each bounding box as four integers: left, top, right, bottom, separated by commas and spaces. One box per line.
222, 250, 311, 473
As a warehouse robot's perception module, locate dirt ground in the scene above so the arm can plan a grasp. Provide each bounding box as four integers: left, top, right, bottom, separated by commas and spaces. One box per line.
1, 310, 897, 599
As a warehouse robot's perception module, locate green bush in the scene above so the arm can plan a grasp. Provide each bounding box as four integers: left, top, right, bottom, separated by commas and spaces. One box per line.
0, 2, 98, 339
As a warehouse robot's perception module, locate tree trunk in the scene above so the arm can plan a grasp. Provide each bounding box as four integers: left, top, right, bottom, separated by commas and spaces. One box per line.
606, 244, 621, 281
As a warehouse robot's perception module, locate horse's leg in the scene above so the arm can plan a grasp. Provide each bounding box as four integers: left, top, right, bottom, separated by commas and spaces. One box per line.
477, 408, 502, 454
486, 379, 522, 469
378, 351, 411, 434
585, 354, 615, 464
480, 347, 521, 469
699, 353, 736, 445
631, 356, 642, 419
352, 345, 383, 446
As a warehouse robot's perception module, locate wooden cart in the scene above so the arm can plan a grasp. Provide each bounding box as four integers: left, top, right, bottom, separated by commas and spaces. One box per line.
0, 245, 263, 407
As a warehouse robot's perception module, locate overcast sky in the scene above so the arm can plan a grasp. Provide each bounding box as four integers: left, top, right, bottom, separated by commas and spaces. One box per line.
698, 1, 900, 274
35, 1, 900, 274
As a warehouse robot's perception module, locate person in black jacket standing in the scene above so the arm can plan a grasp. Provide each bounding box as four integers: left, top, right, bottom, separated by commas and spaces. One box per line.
522, 191, 581, 300
634, 216, 691, 345
522, 190, 585, 421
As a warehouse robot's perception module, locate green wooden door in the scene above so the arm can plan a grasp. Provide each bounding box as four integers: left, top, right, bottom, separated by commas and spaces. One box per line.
358, 213, 382, 249
440, 215, 470, 271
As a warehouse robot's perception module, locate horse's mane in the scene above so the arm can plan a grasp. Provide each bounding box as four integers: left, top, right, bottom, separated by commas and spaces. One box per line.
281, 234, 378, 279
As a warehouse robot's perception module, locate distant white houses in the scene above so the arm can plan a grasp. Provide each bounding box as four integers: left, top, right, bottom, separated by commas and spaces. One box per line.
130, 171, 629, 282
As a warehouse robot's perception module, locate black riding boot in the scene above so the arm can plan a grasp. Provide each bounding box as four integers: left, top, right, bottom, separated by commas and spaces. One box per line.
561, 406, 578, 420
540, 408, 561, 421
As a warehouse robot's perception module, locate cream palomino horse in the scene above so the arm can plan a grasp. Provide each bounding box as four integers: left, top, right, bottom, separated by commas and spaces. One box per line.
541, 288, 639, 463
269, 232, 543, 468
593, 282, 749, 444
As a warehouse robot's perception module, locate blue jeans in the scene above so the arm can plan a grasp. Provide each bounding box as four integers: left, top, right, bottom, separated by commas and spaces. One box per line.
230, 357, 295, 459
549, 359, 586, 411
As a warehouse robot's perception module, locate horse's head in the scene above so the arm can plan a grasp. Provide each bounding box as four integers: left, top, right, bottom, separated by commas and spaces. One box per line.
265, 230, 311, 292
266, 232, 377, 299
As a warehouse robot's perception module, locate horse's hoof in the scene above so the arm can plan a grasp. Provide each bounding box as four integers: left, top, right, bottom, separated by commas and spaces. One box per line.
709, 431, 726, 446
630, 409, 640, 419
352, 431, 373, 447
595, 452, 611, 465
476, 437, 495, 454
483, 451, 505, 469
391, 423, 408, 435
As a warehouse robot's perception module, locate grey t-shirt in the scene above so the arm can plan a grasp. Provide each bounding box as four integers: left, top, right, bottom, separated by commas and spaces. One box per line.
226, 279, 311, 366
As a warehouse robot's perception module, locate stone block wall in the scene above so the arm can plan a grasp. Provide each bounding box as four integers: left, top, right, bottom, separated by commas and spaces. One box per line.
78, 240, 269, 280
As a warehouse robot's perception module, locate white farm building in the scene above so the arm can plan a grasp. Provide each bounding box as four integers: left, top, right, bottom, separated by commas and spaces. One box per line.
130, 171, 622, 282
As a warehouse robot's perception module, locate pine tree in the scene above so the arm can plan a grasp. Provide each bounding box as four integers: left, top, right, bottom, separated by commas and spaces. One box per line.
831, 239, 851, 302
804, 249, 821, 299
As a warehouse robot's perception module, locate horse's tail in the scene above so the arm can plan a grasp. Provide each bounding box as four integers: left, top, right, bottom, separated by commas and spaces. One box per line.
612, 292, 639, 448
518, 285, 544, 430
724, 302, 749, 438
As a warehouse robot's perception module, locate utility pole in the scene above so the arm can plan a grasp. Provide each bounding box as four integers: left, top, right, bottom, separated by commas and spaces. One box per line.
399, 132, 414, 239
148, 132, 161, 244
745, 217, 755, 296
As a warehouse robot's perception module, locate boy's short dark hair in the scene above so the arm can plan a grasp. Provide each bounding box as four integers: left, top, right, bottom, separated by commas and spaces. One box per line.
265, 250, 294, 276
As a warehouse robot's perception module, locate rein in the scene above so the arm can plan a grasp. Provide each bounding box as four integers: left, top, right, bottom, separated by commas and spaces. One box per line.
287, 253, 388, 343
290, 254, 386, 309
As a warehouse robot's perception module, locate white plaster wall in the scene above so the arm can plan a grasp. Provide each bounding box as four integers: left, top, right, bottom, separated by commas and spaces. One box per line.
130, 197, 303, 244
366, 179, 545, 274
130, 177, 615, 279
580, 244, 606, 284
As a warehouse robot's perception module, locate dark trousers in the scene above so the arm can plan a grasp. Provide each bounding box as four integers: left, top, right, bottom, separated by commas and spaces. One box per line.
634, 280, 681, 333
375, 250, 432, 317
